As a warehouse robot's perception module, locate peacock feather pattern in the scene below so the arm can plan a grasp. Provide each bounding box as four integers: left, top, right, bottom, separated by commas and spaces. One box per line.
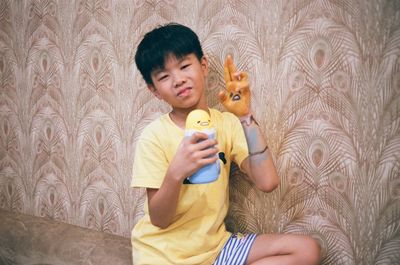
0, 1, 399, 263
0, 1, 26, 214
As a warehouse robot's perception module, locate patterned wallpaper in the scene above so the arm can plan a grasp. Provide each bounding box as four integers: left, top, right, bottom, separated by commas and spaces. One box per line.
0, 0, 399, 264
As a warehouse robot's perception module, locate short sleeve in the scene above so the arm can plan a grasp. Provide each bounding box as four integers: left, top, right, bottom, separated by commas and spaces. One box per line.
131, 133, 169, 189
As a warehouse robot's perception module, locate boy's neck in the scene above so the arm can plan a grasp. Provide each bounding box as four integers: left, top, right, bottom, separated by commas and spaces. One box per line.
169, 107, 210, 129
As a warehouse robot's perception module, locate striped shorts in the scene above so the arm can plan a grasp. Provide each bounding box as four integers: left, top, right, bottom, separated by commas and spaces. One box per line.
213, 233, 257, 265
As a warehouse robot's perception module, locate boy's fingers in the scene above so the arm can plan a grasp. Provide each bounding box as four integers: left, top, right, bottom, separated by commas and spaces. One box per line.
224, 55, 237, 82
218, 90, 228, 102
239, 71, 248, 81
199, 148, 219, 161
189, 133, 217, 147
242, 83, 250, 94
223, 60, 231, 83
235, 80, 249, 92
232, 72, 248, 82
226, 55, 237, 81
197, 139, 218, 152
227, 82, 237, 93
190, 132, 208, 143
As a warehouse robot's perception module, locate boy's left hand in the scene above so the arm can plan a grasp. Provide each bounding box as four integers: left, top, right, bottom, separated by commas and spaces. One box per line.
218, 55, 251, 117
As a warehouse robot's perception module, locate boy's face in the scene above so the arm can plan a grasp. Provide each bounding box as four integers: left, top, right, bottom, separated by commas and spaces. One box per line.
148, 53, 208, 111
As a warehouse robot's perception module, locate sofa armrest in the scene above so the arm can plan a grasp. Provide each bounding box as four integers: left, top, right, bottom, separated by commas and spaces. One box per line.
0, 209, 132, 265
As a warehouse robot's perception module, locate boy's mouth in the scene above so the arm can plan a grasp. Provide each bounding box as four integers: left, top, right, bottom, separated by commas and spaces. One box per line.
177, 87, 192, 97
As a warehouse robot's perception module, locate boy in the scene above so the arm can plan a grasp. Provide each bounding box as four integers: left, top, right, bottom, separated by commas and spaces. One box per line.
131, 23, 321, 265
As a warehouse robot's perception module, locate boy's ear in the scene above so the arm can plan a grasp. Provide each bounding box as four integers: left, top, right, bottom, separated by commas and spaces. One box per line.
200, 56, 209, 76
147, 85, 162, 100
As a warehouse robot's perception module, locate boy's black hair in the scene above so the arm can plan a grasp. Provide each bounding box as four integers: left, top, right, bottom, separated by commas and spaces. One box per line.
135, 23, 204, 85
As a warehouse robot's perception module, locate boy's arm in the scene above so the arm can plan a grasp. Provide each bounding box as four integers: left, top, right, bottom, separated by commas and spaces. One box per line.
146, 133, 218, 229
219, 55, 279, 192
239, 116, 279, 192
146, 174, 182, 229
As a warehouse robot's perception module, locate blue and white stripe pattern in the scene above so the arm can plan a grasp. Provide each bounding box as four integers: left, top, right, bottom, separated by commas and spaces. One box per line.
213, 233, 257, 265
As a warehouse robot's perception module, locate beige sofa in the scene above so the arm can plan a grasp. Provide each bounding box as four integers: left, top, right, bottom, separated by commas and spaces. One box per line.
0, 209, 132, 265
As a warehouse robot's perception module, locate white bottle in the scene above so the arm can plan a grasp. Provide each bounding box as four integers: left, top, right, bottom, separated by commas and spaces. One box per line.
184, 109, 220, 184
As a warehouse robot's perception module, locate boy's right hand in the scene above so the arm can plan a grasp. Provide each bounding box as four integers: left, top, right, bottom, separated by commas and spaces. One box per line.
219, 55, 251, 117
167, 132, 219, 183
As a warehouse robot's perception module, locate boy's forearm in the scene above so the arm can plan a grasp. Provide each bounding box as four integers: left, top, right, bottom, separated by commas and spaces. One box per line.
147, 172, 183, 229
241, 116, 279, 192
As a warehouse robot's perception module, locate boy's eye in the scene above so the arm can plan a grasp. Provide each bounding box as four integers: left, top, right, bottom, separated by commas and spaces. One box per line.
181, 64, 191, 69
158, 74, 168, 81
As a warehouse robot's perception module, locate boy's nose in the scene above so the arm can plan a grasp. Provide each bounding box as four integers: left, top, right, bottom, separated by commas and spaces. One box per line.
173, 74, 186, 87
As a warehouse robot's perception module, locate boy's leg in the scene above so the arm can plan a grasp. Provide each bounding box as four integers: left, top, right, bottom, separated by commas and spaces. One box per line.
245, 234, 321, 265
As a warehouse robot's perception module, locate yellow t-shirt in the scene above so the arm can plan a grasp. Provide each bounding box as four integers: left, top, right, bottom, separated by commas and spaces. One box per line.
131, 109, 248, 265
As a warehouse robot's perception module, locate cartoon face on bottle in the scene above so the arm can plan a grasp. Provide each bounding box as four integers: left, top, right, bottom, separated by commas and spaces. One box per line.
185, 109, 212, 131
